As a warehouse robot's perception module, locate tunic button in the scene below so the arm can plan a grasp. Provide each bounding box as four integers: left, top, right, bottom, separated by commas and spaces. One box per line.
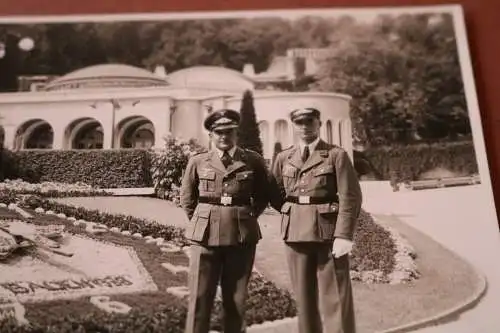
300, 189, 305, 193
224, 183, 228, 187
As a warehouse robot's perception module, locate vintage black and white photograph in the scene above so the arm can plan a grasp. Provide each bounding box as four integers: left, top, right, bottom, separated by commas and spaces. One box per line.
0, 4, 499, 333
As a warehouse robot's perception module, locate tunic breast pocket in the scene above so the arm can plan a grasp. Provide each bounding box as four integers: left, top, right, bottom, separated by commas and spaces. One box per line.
199, 169, 216, 192
235, 171, 254, 192
313, 165, 335, 187
282, 166, 297, 190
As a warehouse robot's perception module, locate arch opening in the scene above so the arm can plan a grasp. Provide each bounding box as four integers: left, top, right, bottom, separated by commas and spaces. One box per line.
65, 117, 104, 149
14, 119, 54, 150
274, 119, 289, 148
117, 116, 155, 149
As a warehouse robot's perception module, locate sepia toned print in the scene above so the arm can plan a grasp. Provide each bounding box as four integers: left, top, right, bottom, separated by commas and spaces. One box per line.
0, 4, 499, 333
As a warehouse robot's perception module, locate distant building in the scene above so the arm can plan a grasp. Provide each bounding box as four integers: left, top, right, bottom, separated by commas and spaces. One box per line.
243, 48, 335, 90
0, 48, 354, 161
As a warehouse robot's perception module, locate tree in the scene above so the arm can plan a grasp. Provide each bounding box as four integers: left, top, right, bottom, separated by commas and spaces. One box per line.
312, 13, 470, 147
237, 90, 263, 156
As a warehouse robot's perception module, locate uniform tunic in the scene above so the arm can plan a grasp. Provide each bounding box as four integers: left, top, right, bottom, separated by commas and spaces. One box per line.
180, 146, 270, 333
270, 139, 362, 333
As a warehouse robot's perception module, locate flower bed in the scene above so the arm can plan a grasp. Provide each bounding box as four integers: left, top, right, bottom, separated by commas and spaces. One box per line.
0, 179, 111, 198
350, 210, 419, 284
0, 185, 420, 285
0, 201, 296, 332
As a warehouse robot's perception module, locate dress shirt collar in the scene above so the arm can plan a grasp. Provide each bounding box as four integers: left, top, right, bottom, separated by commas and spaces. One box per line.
299, 136, 320, 154
215, 145, 237, 158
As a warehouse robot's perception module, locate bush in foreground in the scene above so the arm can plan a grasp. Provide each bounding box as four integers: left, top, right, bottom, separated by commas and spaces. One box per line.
150, 136, 207, 202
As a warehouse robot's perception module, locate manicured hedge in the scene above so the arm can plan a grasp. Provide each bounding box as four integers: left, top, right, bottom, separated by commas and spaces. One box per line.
354, 141, 478, 181
2, 149, 153, 188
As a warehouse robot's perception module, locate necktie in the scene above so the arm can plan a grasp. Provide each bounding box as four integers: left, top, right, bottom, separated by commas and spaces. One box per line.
302, 145, 310, 162
221, 151, 232, 168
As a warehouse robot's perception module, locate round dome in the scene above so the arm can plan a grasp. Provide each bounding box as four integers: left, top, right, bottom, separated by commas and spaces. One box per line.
166, 66, 254, 91
43, 64, 169, 91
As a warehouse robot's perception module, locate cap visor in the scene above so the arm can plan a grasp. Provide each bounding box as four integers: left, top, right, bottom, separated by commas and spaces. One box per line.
212, 124, 239, 131
292, 115, 315, 122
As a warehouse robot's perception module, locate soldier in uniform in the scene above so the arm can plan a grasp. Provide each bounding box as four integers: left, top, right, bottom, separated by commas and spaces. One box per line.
270, 107, 363, 333
180, 108, 270, 333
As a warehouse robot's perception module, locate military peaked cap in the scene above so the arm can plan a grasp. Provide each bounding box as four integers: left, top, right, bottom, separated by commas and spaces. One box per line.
289, 107, 321, 122
204, 108, 241, 131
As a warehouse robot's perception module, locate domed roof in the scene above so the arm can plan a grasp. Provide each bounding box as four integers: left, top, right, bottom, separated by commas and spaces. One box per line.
43, 64, 169, 91
166, 66, 254, 91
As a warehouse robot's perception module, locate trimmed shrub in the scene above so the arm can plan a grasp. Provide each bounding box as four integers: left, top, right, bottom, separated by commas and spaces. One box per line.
355, 141, 478, 181
238, 90, 264, 156
2, 149, 153, 188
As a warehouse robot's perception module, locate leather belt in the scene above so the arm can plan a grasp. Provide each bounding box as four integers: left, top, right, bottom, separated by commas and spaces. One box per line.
198, 196, 252, 206
286, 195, 337, 205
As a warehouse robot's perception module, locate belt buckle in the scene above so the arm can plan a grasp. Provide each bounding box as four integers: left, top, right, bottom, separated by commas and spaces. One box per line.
298, 196, 310, 204
220, 195, 232, 206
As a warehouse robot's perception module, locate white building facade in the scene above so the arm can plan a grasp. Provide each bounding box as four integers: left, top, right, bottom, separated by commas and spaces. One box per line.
0, 63, 353, 161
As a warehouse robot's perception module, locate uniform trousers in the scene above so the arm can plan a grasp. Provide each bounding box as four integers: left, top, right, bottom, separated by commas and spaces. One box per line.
285, 242, 356, 333
185, 242, 256, 333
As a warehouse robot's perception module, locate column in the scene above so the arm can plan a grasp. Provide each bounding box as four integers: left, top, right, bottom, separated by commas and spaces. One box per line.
334, 119, 341, 146
288, 120, 295, 147
343, 119, 354, 162
154, 111, 169, 149
102, 125, 112, 149
2, 125, 17, 150
51, 125, 65, 150
268, 121, 275, 161
319, 121, 327, 142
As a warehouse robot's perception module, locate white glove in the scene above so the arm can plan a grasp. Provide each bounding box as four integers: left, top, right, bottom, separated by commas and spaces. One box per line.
332, 238, 353, 258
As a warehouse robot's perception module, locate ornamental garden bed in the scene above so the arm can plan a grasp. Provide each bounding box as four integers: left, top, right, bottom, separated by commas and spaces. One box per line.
0, 200, 295, 332
0, 181, 423, 333
0, 181, 486, 333
0, 180, 421, 285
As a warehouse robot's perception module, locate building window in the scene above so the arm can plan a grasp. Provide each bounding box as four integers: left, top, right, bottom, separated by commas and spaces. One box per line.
326, 120, 333, 144
274, 119, 289, 147
338, 120, 343, 147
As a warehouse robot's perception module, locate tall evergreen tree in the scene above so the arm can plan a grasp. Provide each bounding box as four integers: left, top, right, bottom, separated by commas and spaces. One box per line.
237, 90, 263, 156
